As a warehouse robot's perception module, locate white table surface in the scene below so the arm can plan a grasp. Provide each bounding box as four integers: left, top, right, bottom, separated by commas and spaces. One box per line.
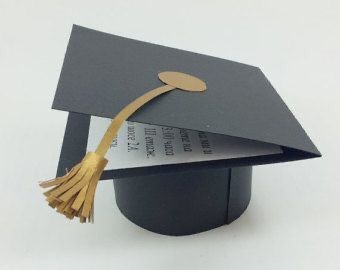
1, 1, 339, 269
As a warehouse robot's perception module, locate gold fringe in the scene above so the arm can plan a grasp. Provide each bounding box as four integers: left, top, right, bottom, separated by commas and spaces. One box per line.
39, 152, 107, 223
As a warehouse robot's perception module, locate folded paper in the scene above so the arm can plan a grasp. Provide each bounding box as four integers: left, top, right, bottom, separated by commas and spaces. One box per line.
88, 118, 283, 170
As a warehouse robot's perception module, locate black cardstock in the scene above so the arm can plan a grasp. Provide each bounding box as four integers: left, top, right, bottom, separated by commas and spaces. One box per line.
53, 25, 320, 163
53, 25, 321, 235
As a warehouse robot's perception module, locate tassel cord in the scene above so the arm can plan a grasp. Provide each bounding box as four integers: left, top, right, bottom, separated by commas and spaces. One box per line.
95, 84, 175, 157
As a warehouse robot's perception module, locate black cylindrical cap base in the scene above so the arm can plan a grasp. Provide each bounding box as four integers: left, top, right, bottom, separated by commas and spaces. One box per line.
113, 166, 252, 236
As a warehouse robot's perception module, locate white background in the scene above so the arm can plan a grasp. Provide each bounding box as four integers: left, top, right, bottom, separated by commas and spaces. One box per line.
1, 1, 339, 269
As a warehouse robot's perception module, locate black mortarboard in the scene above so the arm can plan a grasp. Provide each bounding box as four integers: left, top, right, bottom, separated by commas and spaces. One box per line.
41, 25, 320, 235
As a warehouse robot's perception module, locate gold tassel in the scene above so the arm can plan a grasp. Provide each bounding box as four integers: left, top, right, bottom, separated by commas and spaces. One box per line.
40, 153, 107, 222
39, 71, 206, 223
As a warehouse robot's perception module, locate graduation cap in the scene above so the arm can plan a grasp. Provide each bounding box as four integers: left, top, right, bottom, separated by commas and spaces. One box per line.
39, 25, 320, 234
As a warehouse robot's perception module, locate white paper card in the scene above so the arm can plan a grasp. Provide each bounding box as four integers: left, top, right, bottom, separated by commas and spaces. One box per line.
87, 116, 283, 170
